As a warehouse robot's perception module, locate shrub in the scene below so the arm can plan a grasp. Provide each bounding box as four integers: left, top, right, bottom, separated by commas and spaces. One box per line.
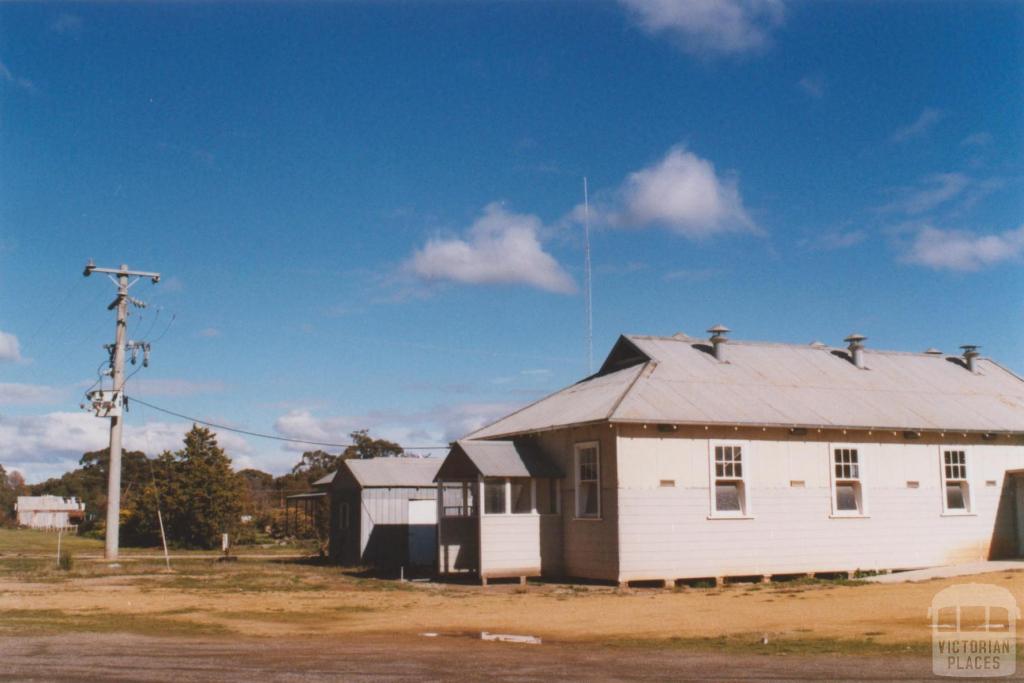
58, 549, 74, 571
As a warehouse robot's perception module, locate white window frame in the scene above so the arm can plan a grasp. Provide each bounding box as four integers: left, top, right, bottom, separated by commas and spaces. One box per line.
708, 440, 753, 518
574, 441, 601, 519
940, 447, 973, 515
481, 477, 551, 516
829, 444, 867, 517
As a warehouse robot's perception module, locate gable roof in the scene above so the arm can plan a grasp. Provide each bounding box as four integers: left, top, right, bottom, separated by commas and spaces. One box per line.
341, 457, 442, 488
436, 440, 563, 480
469, 334, 1024, 438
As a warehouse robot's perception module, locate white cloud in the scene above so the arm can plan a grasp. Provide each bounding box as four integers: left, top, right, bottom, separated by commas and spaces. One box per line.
0, 60, 35, 92
0, 383, 67, 406
797, 75, 825, 98
0, 331, 23, 362
407, 203, 576, 294
904, 225, 1024, 272
880, 173, 970, 215
588, 146, 757, 238
620, 0, 785, 56
0, 411, 252, 482
890, 107, 943, 143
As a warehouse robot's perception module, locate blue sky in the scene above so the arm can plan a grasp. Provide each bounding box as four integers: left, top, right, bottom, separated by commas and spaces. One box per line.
1, 1, 1022, 481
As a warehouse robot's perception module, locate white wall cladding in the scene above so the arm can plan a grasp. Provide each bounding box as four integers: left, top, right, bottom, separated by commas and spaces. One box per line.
615, 434, 1024, 581
479, 515, 541, 577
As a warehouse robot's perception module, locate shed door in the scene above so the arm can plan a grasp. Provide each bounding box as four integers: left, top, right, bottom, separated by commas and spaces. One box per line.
408, 499, 437, 566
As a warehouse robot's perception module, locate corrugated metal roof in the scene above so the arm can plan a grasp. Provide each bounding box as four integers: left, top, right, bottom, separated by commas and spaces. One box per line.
469, 334, 1024, 438
312, 472, 335, 487
344, 457, 442, 488
441, 440, 563, 478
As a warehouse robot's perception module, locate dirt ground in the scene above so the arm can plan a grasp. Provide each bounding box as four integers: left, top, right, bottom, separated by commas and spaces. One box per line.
0, 633, 943, 682
2, 562, 1023, 646
2, 539, 1023, 680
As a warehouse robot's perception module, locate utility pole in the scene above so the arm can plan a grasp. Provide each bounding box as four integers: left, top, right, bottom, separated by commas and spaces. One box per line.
83, 261, 160, 561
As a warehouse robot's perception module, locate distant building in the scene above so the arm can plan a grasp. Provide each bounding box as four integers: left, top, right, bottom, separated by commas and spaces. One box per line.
15, 496, 86, 531
436, 328, 1024, 585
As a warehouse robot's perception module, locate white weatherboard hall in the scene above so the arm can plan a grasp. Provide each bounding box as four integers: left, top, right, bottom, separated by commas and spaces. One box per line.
436, 328, 1024, 585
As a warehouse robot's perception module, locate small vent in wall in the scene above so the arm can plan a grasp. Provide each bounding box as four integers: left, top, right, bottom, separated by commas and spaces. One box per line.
906, 481, 920, 489
659, 480, 675, 488
987, 480, 998, 487
789, 480, 805, 488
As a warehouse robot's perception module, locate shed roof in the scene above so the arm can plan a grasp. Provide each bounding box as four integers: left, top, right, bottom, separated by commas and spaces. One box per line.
312, 472, 335, 487
469, 334, 1024, 438
342, 457, 442, 488
436, 440, 563, 480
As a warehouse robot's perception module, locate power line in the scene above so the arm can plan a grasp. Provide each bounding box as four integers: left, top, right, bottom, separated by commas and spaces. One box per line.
124, 395, 451, 451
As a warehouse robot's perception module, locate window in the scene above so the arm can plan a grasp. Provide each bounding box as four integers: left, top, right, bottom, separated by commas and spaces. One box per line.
442, 482, 475, 517
941, 449, 971, 513
710, 444, 748, 516
575, 442, 600, 518
484, 478, 507, 515
831, 447, 865, 515
535, 478, 559, 515
510, 478, 532, 514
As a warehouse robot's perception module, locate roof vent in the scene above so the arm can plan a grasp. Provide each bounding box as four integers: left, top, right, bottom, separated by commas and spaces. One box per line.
924, 347, 943, 355
809, 340, 827, 349
844, 333, 867, 369
707, 324, 730, 362
960, 345, 981, 373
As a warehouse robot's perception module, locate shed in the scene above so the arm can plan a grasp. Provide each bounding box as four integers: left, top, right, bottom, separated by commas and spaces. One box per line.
328, 457, 442, 569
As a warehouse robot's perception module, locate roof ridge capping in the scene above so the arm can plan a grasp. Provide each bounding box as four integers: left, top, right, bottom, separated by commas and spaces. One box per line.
631, 333, 997, 358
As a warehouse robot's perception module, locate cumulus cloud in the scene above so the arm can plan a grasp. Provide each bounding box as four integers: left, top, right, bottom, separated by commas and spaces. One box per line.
0, 411, 251, 482
620, 0, 785, 55
407, 203, 575, 294
880, 173, 970, 215
274, 401, 517, 453
904, 225, 1024, 272
586, 146, 757, 238
890, 107, 943, 143
0, 331, 23, 362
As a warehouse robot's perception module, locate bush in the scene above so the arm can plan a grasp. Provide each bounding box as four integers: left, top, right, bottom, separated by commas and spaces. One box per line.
58, 549, 74, 571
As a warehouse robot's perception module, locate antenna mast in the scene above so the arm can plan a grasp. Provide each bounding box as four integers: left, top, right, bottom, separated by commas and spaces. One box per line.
583, 177, 593, 374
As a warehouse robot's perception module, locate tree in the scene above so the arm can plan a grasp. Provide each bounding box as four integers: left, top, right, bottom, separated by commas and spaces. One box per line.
341, 430, 403, 460
166, 425, 244, 549
0, 465, 17, 525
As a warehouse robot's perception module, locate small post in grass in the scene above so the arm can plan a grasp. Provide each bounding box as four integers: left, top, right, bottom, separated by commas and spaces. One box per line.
156, 507, 171, 571
56, 528, 62, 568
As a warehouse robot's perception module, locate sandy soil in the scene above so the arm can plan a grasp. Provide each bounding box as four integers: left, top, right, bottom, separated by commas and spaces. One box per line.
2, 568, 1022, 645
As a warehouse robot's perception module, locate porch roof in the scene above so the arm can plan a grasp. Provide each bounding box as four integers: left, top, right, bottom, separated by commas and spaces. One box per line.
436, 440, 563, 481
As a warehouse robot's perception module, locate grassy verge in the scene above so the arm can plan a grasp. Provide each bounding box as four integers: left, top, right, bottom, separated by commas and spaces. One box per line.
0, 608, 231, 637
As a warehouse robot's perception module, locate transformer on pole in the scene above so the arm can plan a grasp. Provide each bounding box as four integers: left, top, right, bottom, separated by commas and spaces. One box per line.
82, 261, 160, 561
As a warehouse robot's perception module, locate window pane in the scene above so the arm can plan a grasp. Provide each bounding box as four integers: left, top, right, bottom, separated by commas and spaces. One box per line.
946, 483, 966, 510
510, 478, 532, 514
715, 482, 741, 512
836, 483, 858, 511
536, 478, 557, 514
484, 479, 506, 515
579, 481, 599, 516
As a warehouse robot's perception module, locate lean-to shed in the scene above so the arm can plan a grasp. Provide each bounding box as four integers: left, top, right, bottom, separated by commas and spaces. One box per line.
328, 458, 442, 569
